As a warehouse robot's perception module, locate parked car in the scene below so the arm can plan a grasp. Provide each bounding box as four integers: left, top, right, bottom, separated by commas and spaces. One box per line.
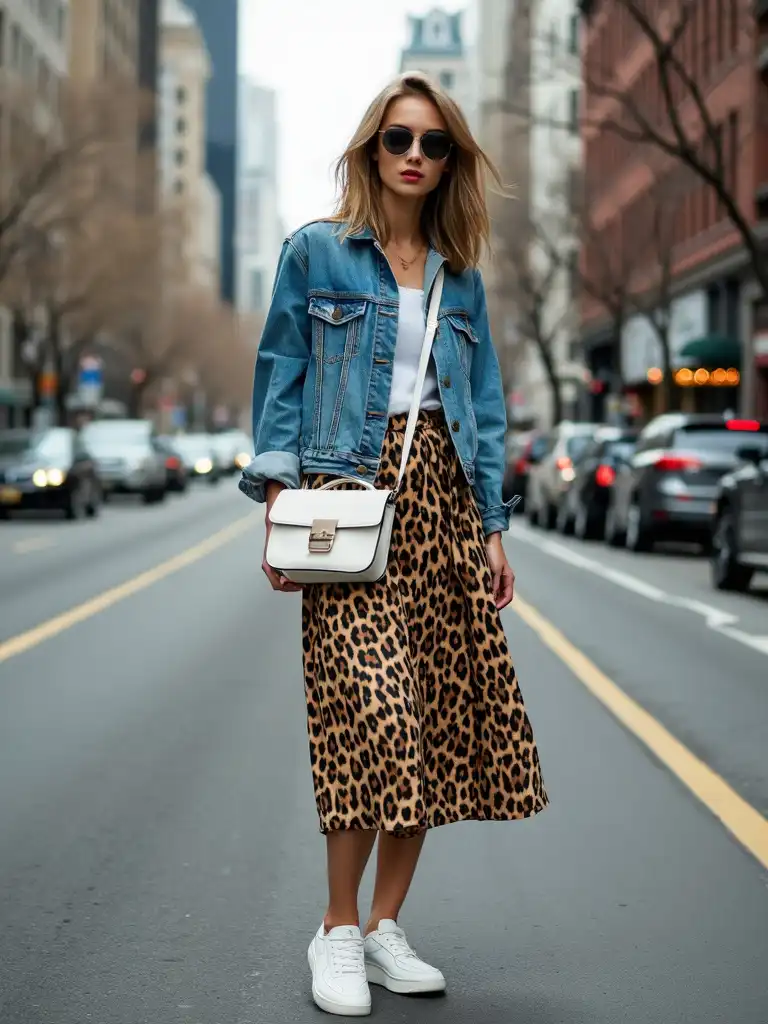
81, 419, 167, 504
155, 436, 189, 493
604, 414, 768, 551
171, 433, 224, 484
556, 428, 638, 539
208, 429, 252, 474
711, 437, 768, 591
0, 427, 102, 520
502, 430, 547, 509
526, 421, 601, 529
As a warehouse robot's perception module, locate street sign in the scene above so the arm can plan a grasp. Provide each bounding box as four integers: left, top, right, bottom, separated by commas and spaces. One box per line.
171, 405, 186, 429
78, 356, 103, 407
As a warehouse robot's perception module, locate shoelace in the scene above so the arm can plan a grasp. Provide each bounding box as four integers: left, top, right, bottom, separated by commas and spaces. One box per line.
329, 936, 366, 976
379, 931, 419, 960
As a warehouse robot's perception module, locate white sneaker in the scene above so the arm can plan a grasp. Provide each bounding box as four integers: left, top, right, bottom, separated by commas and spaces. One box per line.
308, 923, 372, 1017
364, 919, 446, 995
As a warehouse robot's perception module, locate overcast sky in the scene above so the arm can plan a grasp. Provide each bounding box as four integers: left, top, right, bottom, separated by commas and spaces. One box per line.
239, 0, 466, 231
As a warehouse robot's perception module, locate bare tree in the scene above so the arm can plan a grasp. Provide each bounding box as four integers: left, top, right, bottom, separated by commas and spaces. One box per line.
579, 0, 767, 294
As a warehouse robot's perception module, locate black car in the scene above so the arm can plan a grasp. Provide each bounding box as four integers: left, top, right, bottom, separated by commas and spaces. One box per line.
711, 438, 768, 591
0, 427, 102, 520
155, 436, 189, 493
556, 428, 638, 539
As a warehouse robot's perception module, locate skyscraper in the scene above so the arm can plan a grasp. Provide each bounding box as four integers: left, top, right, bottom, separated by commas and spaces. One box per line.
183, 0, 239, 303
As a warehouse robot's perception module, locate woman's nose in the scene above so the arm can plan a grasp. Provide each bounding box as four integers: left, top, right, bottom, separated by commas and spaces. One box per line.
406, 138, 423, 161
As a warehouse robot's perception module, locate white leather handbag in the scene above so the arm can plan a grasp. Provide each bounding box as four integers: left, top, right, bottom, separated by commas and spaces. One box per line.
265, 268, 445, 585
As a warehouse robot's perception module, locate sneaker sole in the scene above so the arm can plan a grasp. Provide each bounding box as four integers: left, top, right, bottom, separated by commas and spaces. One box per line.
308, 943, 372, 1017
365, 962, 446, 995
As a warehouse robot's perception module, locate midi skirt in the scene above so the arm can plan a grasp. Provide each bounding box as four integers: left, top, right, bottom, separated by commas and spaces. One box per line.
302, 409, 549, 837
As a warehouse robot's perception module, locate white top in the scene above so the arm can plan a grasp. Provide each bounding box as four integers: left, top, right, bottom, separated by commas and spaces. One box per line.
387, 287, 442, 417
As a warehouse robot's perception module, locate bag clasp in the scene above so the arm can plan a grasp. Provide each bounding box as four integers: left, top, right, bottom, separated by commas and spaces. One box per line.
308, 519, 338, 554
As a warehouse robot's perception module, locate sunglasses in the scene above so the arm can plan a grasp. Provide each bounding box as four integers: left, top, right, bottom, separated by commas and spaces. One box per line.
379, 126, 453, 162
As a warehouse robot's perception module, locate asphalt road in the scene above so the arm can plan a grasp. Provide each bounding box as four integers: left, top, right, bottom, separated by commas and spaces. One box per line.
0, 487, 767, 1024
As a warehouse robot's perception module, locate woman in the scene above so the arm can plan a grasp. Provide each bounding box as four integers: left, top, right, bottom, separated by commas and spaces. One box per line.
240, 72, 548, 1017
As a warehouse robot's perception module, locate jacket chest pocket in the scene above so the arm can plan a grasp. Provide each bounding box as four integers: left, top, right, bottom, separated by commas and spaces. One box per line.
308, 298, 367, 365
443, 312, 479, 378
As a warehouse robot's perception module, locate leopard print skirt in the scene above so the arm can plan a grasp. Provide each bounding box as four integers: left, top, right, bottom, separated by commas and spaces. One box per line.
302, 409, 549, 838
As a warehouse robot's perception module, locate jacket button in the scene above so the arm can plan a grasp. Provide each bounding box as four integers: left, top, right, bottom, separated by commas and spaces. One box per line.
451, 419, 460, 432
356, 465, 368, 475
442, 375, 451, 388
332, 306, 343, 321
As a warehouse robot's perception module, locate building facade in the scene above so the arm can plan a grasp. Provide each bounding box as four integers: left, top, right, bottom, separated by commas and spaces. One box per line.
68, 0, 139, 81
235, 78, 281, 321
399, 8, 475, 129
0, 0, 71, 426
580, 1, 765, 420
182, 0, 238, 304
159, 0, 221, 292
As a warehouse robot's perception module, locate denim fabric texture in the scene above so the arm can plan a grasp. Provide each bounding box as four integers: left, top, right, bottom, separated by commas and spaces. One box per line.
239, 220, 518, 535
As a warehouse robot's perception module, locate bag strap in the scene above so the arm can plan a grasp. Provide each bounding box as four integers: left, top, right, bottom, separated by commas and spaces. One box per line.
395, 266, 445, 491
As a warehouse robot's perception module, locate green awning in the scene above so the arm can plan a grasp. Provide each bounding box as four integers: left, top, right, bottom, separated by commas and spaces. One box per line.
678, 334, 741, 369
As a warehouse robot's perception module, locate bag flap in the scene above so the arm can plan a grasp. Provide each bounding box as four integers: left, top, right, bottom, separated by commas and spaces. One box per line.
269, 487, 392, 528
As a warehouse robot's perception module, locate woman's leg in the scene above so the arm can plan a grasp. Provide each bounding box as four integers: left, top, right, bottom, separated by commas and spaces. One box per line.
324, 829, 378, 931
364, 831, 427, 935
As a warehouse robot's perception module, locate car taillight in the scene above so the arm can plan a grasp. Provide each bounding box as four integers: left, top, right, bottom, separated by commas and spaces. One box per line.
556, 456, 572, 471
166, 456, 180, 469
595, 464, 616, 487
514, 457, 528, 474
654, 453, 702, 472
725, 419, 760, 431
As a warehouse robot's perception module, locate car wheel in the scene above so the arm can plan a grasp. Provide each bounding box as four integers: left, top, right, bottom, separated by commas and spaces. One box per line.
527, 501, 539, 527
575, 503, 591, 541
556, 501, 574, 535
65, 484, 87, 521
625, 500, 653, 553
86, 482, 101, 518
711, 509, 753, 591
604, 504, 625, 547
543, 501, 557, 531
142, 487, 165, 505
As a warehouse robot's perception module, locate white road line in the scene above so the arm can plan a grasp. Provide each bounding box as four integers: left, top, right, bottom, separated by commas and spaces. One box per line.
510, 525, 768, 658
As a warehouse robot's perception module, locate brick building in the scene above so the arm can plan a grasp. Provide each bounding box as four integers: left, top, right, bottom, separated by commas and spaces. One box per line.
579, 0, 768, 422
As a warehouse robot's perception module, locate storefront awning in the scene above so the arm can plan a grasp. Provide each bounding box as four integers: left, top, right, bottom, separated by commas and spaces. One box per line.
678, 334, 741, 369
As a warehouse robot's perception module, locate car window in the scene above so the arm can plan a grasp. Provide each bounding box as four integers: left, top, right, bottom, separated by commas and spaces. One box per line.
673, 426, 768, 453
605, 439, 636, 462
529, 435, 549, 461
566, 434, 592, 461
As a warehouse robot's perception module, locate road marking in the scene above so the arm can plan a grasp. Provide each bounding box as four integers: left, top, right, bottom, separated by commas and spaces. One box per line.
513, 593, 768, 871
510, 525, 768, 657
13, 535, 55, 555
0, 515, 256, 665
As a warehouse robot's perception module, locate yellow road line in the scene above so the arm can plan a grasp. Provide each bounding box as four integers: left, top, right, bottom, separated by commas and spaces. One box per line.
13, 535, 55, 555
513, 594, 768, 872
0, 516, 255, 665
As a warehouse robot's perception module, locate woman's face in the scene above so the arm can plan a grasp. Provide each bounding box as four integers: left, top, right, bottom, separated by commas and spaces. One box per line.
375, 95, 451, 200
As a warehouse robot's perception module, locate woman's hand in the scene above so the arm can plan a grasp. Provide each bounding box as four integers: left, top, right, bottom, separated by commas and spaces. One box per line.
263, 481, 303, 593
486, 532, 515, 610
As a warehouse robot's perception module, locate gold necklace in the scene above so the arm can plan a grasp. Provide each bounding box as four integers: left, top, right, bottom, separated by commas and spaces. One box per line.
390, 244, 424, 271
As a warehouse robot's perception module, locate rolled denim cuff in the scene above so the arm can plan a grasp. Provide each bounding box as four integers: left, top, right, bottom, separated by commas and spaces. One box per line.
481, 494, 522, 536
237, 450, 301, 503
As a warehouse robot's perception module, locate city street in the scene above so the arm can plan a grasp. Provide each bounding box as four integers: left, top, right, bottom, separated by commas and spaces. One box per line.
0, 488, 767, 1024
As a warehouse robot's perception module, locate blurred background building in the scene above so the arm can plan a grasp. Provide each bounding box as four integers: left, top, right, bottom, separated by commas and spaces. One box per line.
159, 0, 221, 292
236, 78, 283, 322
183, 0, 239, 305
399, 7, 476, 131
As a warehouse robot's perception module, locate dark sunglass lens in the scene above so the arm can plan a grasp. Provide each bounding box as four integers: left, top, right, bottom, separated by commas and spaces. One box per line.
382, 127, 414, 155
421, 131, 452, 161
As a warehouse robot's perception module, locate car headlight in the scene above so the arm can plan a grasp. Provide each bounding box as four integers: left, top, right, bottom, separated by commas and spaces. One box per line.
235, 451, 250, 469
194, 457, 213, 474
32, 468, 66, 487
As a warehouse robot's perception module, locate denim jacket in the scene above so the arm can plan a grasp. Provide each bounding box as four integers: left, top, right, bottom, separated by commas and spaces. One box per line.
238, 219, 517, 535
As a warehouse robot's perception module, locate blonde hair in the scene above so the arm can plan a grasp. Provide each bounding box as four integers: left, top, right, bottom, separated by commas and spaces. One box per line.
332, 72, 502, 273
